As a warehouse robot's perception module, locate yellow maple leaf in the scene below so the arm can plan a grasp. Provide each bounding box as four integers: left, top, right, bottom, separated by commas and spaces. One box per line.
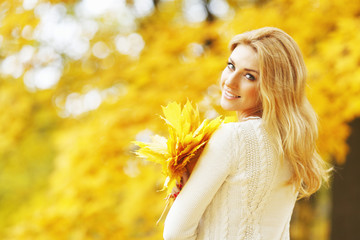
133, 100, 225, 196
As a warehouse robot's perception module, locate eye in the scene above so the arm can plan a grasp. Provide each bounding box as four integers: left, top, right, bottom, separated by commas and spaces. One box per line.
227, 62, 235, 71
245, 73, 256, 81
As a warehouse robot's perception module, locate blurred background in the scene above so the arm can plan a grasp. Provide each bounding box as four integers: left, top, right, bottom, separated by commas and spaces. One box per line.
1, 0, 360, 239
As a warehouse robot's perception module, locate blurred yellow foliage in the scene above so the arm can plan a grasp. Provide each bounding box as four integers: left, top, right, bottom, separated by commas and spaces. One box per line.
1, 0, 360, 239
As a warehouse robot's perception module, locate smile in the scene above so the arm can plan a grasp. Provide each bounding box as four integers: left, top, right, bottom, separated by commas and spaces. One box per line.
224, 90, 241, 99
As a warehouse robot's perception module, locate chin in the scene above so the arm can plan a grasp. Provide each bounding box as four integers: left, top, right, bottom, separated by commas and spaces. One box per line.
220, 98, 237, 111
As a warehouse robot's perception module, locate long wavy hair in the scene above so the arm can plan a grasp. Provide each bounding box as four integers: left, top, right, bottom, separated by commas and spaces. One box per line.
229, 27, 330, 198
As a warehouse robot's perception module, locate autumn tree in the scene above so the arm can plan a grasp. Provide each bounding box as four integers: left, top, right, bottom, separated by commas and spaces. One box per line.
1, 0, 360, 239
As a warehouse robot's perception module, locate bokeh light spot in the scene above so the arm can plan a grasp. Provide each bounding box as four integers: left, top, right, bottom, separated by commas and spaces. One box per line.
115, 33, 145, 58
92, 41, 110, 59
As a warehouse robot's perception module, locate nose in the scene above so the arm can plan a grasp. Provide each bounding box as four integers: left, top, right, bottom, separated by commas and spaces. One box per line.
224, 72, 239, 89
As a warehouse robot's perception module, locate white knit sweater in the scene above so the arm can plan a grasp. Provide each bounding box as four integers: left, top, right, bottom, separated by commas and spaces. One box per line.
163, 118, 298, 240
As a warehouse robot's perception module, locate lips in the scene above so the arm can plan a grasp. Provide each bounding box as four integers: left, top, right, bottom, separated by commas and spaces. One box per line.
224, 89, 241, 99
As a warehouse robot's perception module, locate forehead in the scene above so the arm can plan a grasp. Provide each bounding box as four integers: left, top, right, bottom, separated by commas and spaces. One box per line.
230, 45, 259, 71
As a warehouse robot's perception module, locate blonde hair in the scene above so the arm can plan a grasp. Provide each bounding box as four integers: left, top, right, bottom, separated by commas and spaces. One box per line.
230, 27, 330, 198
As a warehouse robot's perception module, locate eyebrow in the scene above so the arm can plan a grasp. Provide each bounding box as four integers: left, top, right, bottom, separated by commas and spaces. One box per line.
228, 57, 259, 74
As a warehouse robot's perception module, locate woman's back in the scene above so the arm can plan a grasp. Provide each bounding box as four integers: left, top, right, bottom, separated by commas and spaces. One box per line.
164, 119, 298, 240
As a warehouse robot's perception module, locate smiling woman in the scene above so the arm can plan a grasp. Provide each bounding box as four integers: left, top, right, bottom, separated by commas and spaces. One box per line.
163, 27, 331, 240
220, 44, 262, 120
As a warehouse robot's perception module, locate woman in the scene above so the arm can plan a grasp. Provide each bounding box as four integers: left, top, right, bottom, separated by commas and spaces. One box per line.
163, 27, 330, 240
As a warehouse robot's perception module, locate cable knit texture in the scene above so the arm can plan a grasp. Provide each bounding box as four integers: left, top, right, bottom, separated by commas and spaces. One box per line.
163, 118, 298, 240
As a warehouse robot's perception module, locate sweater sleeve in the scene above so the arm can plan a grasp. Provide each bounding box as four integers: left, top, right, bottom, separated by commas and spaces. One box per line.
163, 123, 236, 240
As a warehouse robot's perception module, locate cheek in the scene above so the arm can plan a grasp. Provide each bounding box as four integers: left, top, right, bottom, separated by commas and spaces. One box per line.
246, 84, 260, 99
251, 87, 261, 104
220, 70, 228, 89
251, 86, 259, 96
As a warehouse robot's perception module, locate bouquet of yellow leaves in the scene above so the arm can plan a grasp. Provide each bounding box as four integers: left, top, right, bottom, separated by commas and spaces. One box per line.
133, 100, 229, 199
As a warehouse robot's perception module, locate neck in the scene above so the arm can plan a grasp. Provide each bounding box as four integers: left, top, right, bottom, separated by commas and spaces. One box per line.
237, 109, 262, 122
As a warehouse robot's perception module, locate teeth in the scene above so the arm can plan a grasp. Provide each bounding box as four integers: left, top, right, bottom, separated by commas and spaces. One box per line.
225, 90, 240, 98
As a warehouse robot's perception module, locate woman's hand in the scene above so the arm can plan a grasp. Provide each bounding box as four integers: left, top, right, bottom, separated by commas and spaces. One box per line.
170, 171, 189, 199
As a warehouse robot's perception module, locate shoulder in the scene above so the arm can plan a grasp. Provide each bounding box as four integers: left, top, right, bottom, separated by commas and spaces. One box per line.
213, 118, 263, 138
227, 118, 263, 137
207, 118, 265, 148
201, 122, 240, 159
206, 122, 235, 148
228, 118, 269, 156
209, 120, 244, 144
207, 118, 262, 150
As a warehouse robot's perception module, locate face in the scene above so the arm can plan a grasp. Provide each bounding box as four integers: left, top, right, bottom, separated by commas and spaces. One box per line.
220, 44, 261, 119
